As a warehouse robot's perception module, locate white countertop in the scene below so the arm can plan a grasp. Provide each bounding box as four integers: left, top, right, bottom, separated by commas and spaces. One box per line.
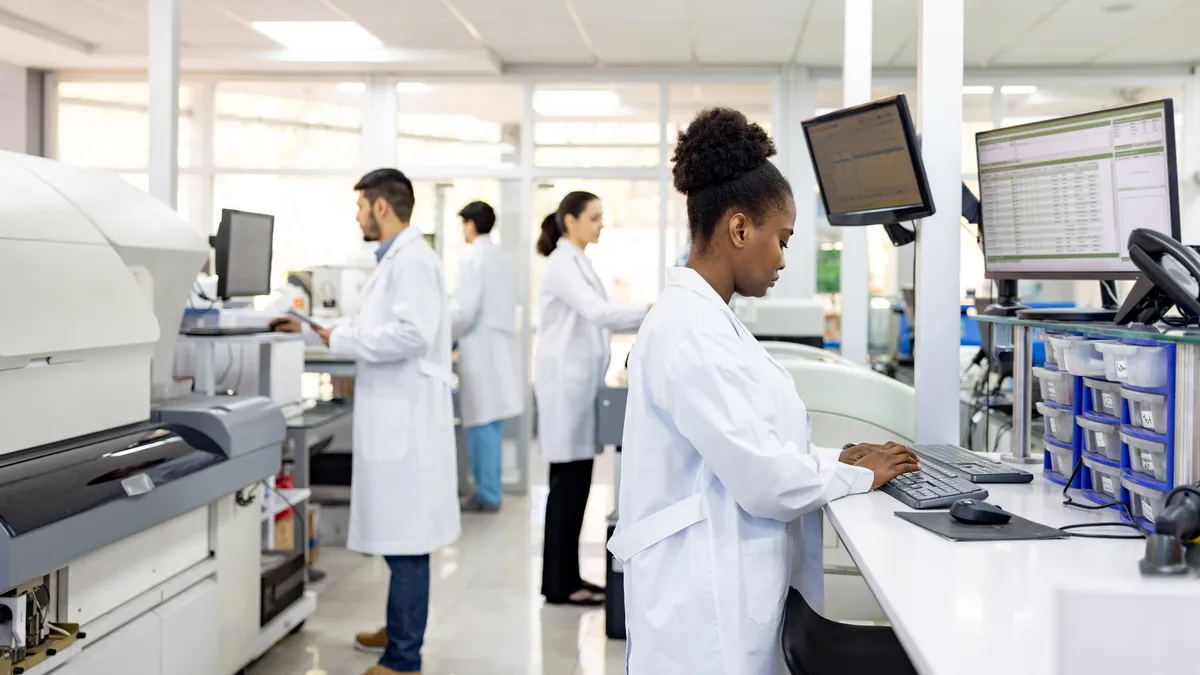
825, 471, 1149, 675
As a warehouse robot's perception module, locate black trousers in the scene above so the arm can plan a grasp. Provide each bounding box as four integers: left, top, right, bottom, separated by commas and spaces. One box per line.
541, 458, 595, 601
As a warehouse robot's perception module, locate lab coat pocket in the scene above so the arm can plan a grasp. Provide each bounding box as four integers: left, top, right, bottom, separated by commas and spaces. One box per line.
741, 535, 788, 625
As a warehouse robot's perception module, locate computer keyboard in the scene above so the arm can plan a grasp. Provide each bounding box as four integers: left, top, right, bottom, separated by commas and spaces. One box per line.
180, 326, 272, 337
881, 462, 990, 509
911, 444, 1034, 484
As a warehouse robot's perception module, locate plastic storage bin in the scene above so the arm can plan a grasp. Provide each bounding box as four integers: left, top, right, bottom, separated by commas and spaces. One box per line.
1095, 343, 1169, 389
1082, 456, 1122, 501
1044, 440, 1075, 477
1049, 336, 1112, 377
1122, 430, 1169, 483
1083, 378, 1123, 419
1076, 415, 1122, 462
1032, 367, 1075, 406
1036, 402, 1075, 443
1122, 389, 1169, 435
1042, 334, 1083, 370
1123, 477, 1167, 525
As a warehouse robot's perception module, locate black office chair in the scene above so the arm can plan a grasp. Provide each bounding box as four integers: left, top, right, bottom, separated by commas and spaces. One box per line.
781, 588, 918, 675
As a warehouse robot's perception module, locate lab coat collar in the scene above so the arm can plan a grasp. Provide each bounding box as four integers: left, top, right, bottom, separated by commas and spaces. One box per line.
666, 267, 733, 313
558, 237, 605, 296
380, 225, 422, 264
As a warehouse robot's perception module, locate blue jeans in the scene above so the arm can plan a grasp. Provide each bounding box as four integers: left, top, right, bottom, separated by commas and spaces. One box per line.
380, 554, 430, 673
465, 420, 504, 506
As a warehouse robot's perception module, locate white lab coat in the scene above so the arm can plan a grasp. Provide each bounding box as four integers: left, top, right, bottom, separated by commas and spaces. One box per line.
450, 238, 524, 428
328, 226, 461, 556
609, 267, 874, 674
533, 239, 647, 463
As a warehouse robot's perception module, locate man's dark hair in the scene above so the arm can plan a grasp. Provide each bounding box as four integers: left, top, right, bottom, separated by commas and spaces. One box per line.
354, 168, 415, 222
458, 201, 496, 234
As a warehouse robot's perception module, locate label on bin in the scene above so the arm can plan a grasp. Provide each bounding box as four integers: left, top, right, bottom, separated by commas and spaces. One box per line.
1101, 392, 1115, 410
1095, 433, 1107, 449
1140, 409, 1155, 428
1100, 475, 1114, 494
1144, 501, 1155, 524
1141, 453, 1155, 472
1047, 382, 1057, 397
1115, 360, 1129, 378
1049, 418, 1058, 433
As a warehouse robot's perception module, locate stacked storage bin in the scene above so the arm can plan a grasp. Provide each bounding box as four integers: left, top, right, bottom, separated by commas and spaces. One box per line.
1034, 332, 1083, 487
1095, 341, 1176, 532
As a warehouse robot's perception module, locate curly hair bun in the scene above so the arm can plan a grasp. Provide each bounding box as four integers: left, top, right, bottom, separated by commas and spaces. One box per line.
671, 107, 776, 194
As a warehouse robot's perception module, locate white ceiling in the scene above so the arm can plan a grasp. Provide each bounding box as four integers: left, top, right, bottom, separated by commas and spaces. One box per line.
1, 0, 1199, 71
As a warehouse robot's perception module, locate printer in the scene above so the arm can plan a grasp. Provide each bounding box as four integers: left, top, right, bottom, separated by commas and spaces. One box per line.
0, 151, 285, 675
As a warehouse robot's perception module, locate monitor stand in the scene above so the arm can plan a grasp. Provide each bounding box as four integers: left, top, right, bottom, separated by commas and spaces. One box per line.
982, 280, 1025, 317
1015, 280, 1119, 322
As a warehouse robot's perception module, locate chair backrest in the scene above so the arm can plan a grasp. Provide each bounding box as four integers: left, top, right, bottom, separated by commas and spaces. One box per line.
782, 587, 919, 675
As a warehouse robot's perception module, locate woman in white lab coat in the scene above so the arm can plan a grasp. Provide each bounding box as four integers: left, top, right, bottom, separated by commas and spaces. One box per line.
608, 109, 919, 673
534, 191, 650, 605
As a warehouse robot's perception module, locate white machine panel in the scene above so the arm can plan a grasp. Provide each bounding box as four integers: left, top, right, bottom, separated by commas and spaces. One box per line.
64, 508, 210, 626
154, 579, 219, 675
59, 611, 162, 675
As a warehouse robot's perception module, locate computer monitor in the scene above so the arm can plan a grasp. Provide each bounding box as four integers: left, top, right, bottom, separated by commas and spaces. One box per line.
213, 209, 275, 300
976, 99, 1181, 281
802, 94, 936, 241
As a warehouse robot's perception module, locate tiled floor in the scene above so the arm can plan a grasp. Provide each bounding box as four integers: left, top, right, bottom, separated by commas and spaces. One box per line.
247, 452, 625, 675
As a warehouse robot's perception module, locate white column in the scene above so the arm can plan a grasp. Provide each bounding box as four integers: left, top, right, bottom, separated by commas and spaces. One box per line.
516, 83, 536, 495
658, 82, 670, 290
839, 0, 872, 364
0, 61, 30, 153
361, 76, 398, 170
147, 0, 180, 207
191, 82, 215, 235
914, 0, 964, 444
775, 66, 819, 299
1181, 72, 1200, 244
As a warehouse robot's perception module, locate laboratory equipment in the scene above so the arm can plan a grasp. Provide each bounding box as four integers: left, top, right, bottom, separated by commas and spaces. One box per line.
213, 208, 275, 300
1138, 484, 1200, 575
879, 463, 989, 510
732, 297, 826, 347
802, 94, 935, 246
908, 444, 1035, 484
975, 99, 1181, 321
0, 150, 291, 675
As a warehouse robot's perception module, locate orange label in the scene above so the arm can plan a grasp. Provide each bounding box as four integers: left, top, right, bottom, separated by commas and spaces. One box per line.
293, 297, 305, 309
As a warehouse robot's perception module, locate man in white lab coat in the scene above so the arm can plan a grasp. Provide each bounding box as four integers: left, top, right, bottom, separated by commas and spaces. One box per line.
450, 201, 524, 512
272, 169, 459, 675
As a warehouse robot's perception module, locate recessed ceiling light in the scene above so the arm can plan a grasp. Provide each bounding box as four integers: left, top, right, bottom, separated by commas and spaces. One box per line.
1001, 85, 1038, 95
339, 82, 366, 94
252, 21, 383, 50
963, 85, 995, 95
396, 82, 430, 94
533, 90, 620, 117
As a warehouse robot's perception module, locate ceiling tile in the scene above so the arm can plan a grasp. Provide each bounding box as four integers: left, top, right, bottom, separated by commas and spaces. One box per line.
692, 21, 796, 63
372, 22, 478, 49
571, 0, 687, 23
450, 0, 569, 24
204, 0, 337, 22
689, 0, 812, 24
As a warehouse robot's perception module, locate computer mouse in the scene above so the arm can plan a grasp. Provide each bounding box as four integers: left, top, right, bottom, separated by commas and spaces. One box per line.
949, 499, 1012, 525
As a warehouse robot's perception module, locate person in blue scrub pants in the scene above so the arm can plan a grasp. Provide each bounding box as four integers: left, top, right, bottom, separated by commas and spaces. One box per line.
450, 201, 525, 511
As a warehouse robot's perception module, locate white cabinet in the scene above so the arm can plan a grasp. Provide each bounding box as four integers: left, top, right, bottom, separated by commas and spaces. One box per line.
155, 579, 219, 675
60, 613, 162, 675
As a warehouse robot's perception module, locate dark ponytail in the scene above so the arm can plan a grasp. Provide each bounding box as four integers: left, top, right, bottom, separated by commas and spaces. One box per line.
537, 190, 600, 257
536, 213, 560, 257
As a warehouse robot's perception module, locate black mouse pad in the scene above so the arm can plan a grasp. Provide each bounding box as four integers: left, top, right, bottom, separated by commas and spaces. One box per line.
895, 511, 1068, 542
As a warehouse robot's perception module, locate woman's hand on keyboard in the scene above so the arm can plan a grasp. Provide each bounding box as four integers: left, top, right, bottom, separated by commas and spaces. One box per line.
855, 445, 922, 489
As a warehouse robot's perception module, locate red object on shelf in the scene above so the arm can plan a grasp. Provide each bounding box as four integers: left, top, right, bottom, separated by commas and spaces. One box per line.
274, 474, 295, 521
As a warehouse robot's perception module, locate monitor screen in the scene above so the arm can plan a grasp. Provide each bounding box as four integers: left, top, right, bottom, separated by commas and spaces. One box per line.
216, 209, 274, 299
802, 95, 934, 226
976, 99, 1180, 280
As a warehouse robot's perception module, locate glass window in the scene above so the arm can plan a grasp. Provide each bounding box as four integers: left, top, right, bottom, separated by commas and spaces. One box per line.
214, 82, 361, 170
57, 81, 192, 169
668, 82, 773, 144
534, 84, 661, 168
410, 179, 506, 294
213, 174, 371, 290
394, 83, 524, 168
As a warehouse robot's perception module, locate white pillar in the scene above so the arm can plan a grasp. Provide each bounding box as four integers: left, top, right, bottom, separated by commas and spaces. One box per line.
1181, 72, 1200, 245
914, 0, 964, 444
0, 61, 32, 154
839, 0, 872, 364
147, 0, 180, 207
362, 76, 398, 170
775, 66, 819, 299
191, 82, 215, 234
658, 82, 670, 290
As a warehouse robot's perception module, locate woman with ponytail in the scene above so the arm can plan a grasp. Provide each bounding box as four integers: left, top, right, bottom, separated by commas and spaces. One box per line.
534, 190, 650, 606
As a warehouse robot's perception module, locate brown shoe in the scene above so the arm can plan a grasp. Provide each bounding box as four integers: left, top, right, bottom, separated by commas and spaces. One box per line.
354, 626, 386, 654
362, 666, 418, 675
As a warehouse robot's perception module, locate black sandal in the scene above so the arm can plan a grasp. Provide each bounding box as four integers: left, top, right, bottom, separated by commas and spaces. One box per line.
581, 581, 606, 594
545, 588, 605, 606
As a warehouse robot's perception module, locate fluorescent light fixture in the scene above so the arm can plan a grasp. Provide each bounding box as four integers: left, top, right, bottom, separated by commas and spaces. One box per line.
339, 82, 366, 94
1001, 85, 1038, 95
533, 90, 620, 117
962, 85, 995, 95
395, 82, 429, 94
252, 21, 383, 50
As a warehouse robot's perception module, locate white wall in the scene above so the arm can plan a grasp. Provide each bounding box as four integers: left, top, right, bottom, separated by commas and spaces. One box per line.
0, 60, 40, 155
